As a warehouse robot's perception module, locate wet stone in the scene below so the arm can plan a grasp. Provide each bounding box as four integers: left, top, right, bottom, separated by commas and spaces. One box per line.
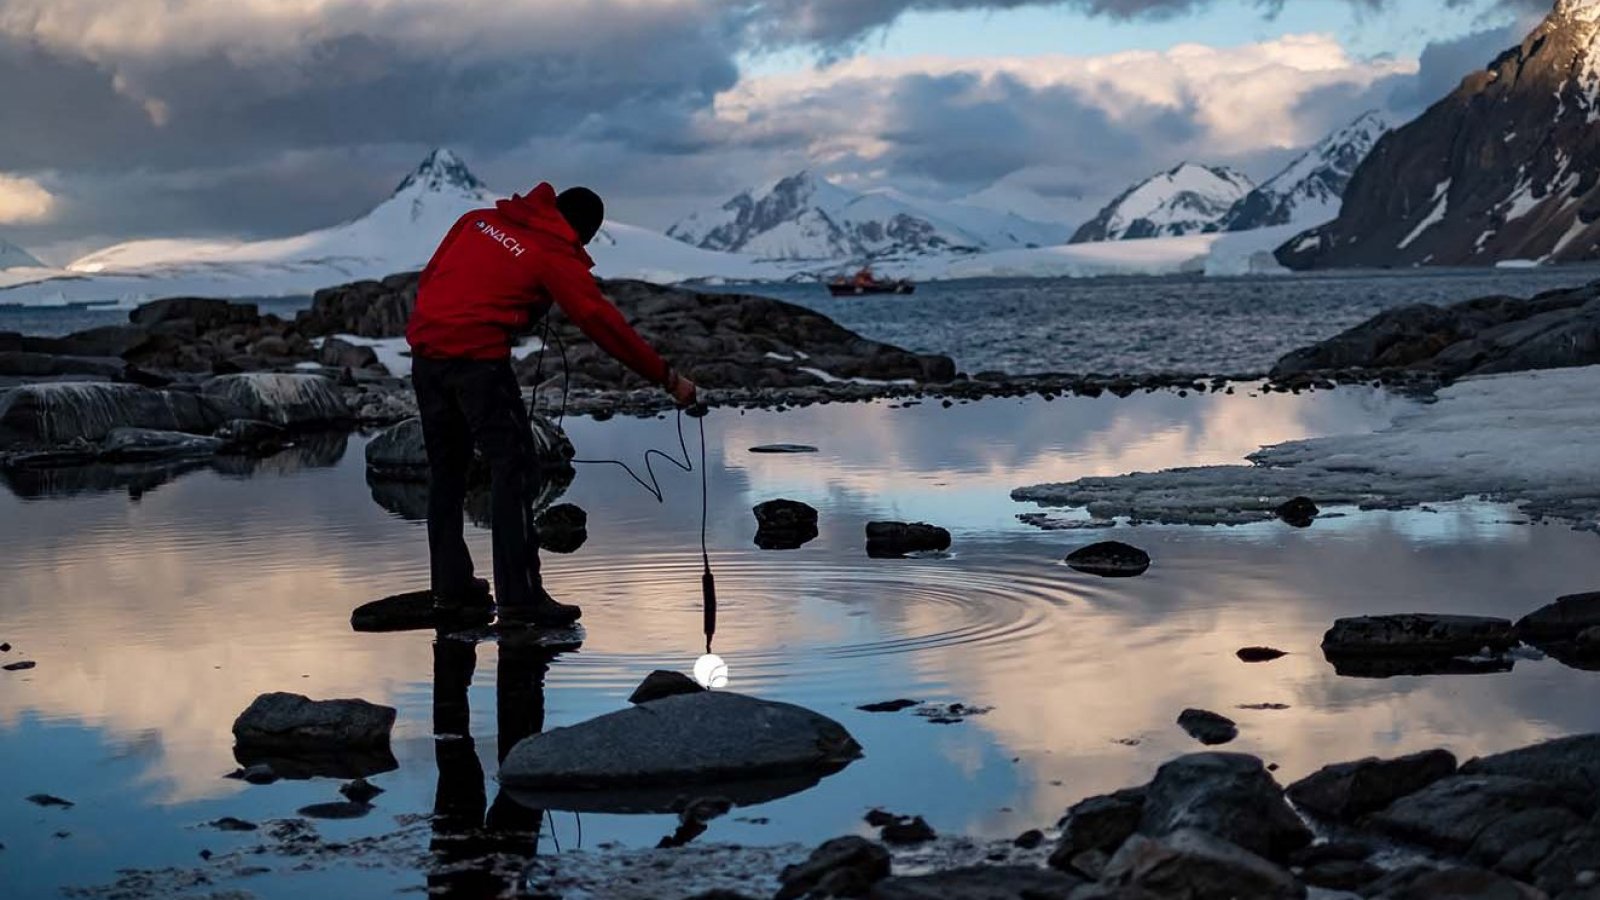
1237, 647, 1287, 663
1286, 749, 1457, 822
296, 801, 372, 820
776, 836, 891, 900
1366, 774, 1589, 857
1460, 733, 1600, 797
1275, 497, 1319, 527
3, 660, 36, 672
1321, 614, 1517, 658
1102, 829, 1304, 900
226, 763, 279, 785
208, 817, 258, 832
536, 503, 588, 554
338, 778, 384, 804
754, 499, 820, 551
858, 699, 919, 713
866, 521, 951, 558
1049, 787, 1147, 870
1065, 541, 1151, 578
1014, 829, 1046, 849
27, 794, 73, 808
628, 669, 706, 705
1139, 753, 1311, 862
879, 815, 936, 846
1178, 709, 1239, 746
232, 692, 396, 751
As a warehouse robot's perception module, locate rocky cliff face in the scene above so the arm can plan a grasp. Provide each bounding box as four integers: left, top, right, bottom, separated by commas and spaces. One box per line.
1280, 0, 1600, 268
1071, 164, 1253, 243
1220, 111, 1390, 233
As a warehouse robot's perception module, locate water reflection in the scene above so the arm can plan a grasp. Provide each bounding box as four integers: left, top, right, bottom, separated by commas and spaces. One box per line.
3, 390, 1599, 897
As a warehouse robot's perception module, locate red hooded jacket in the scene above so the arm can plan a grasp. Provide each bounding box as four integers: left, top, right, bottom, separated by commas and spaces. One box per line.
406, 183, 670, 385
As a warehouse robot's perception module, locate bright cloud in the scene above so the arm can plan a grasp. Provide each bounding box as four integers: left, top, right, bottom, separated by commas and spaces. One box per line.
0, 173, 55, 224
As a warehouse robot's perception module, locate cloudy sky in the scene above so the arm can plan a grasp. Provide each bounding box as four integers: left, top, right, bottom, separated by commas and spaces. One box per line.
0, 0, 1552, 263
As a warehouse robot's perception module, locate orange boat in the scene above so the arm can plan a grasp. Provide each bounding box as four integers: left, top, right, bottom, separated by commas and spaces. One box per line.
827, 267, 915, 296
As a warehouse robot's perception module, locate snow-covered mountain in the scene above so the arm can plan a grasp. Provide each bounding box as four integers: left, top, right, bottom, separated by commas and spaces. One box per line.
667, 171, 1068, 262
0, 235, 41, 270
1218, 111, 1391, 232
0, 150, 787, 305
1071, 164, 1255, 243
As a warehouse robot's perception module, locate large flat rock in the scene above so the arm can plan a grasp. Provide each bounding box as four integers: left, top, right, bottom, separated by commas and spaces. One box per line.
499, 691, 861, 790
1322, 614, 1516, 658
0, 382, 232, 449
1516, 592, 1600, 640
201, 373, 351, 427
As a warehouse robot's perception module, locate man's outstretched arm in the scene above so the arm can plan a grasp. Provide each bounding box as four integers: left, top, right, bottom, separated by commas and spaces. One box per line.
540, 253, 696, 404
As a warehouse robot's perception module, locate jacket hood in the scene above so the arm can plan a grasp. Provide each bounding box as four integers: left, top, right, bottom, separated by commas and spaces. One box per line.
496, 183, 595, 266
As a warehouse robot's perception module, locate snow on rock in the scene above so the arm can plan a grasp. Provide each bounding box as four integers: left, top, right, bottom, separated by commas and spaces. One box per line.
200, 374, 351, 427
1219, 111, 1392, 233
1013, 365, 1600, 530
0, 382, 232, 449
667, 170, 1068, 263
1071, 164, 1254, 243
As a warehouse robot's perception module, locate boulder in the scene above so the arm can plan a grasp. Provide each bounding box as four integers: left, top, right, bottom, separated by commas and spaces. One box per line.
1237, 647, 1287, 663
1286, 749, 1457, 821
1065, 541, 1151, 578
866, 866, 1082, 899
130, 297, 259, 332
0, 351, 127, 380
0, 382, 233, 449
1516, 592, 1600, 640
754, 499, 820, 550
536, 503, 588, 554
1101, 830, 1305, 900
318, 336, 382, 372
1360, 865, 1547, 900
1366, 774, 1589, 859
1138, 753, 1311, 862
99, 427, 224, 462
1321, 614, 1517, 658
201, 374, 351, 427
363, 414, 574, 482
1460, 733, 1600, 796
232, 692, 396, 751
296, 274, 417, 338
1178, 709, 1239, 746
1049, 787, 1147, 871
776, 836, 891, 900
1275, 497, 1319, 527
866, 521, 951, 558
627, 670, 705, 705
499, 691, 861, 789
879, 815, 936, 846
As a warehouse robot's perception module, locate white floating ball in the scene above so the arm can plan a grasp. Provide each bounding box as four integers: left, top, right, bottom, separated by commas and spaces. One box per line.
693, 653, 729, 689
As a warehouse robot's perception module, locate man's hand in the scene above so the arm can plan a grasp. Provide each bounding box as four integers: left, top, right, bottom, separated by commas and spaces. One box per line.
667, 370, 698, 408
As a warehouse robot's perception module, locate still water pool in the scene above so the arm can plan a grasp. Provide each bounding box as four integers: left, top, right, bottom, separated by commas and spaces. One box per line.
3, 389, 1598, 897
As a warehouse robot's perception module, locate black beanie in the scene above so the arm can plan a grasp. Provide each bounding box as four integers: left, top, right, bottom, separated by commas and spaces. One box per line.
556, 187, 605, 245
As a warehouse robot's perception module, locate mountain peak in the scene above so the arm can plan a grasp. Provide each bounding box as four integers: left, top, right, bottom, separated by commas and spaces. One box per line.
0, 234, 42, 270
394, 148, 487, 196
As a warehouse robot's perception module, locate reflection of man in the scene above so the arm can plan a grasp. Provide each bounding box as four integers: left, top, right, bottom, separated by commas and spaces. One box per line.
428, 635, 560, 896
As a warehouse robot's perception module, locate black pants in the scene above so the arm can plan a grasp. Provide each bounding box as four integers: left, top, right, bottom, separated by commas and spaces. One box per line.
413, 356, 543, 609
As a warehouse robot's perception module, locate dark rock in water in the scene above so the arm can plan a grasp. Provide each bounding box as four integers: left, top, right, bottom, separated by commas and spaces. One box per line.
1516, 592, 1600, 640
1237, 647, 1287, 663
1326, 653, 1516, 680
1049, 787, 1148, 871
776, 836, 891, 900
500, 691, 861, 789
226, 764, 279, 785
26, 794, 73, 808
536, 503, 588, 554
3, 660, 36, 672
200, 374, 351, 427
865, 866, 1083, 899
1065, 541, 1151, 578
232, 692, 396, 751
338, 778, 384, 804
208, 817, 258, 832
858, 699, 919, 713
866, 521, 951, 558
296, 801, 372, 820
99, 427, 223, 462
1360, 865, 1545, 900
750, 444, 818, 454
0, 382, 231, 450
1286, 749, 1457, 821
879, 815, 936, 846
1014, 829, 1045, 849
1460, 733, 1600, 796
1140, 753, 1310, 862
1275, 497, 1319, 527
349, 588, 492, 633
1178, 709, 1239, 746
628, 669, 705, 705
1321, 614, 1516, 658
864, 809, 900, 828
1102, 829, 1303, 900
1366, 774, 1590, 858
754, 499, 820, 550
213, 419, 286, 453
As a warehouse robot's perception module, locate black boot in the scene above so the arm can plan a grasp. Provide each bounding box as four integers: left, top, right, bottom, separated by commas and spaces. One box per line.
433, 577, 493, 622
497, 586, 581, 628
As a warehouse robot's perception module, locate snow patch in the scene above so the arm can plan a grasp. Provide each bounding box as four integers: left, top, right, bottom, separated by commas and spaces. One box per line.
1397, 180, 1451, 250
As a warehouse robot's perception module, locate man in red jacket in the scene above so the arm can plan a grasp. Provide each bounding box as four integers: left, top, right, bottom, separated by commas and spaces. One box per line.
407, 183, 697, 627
